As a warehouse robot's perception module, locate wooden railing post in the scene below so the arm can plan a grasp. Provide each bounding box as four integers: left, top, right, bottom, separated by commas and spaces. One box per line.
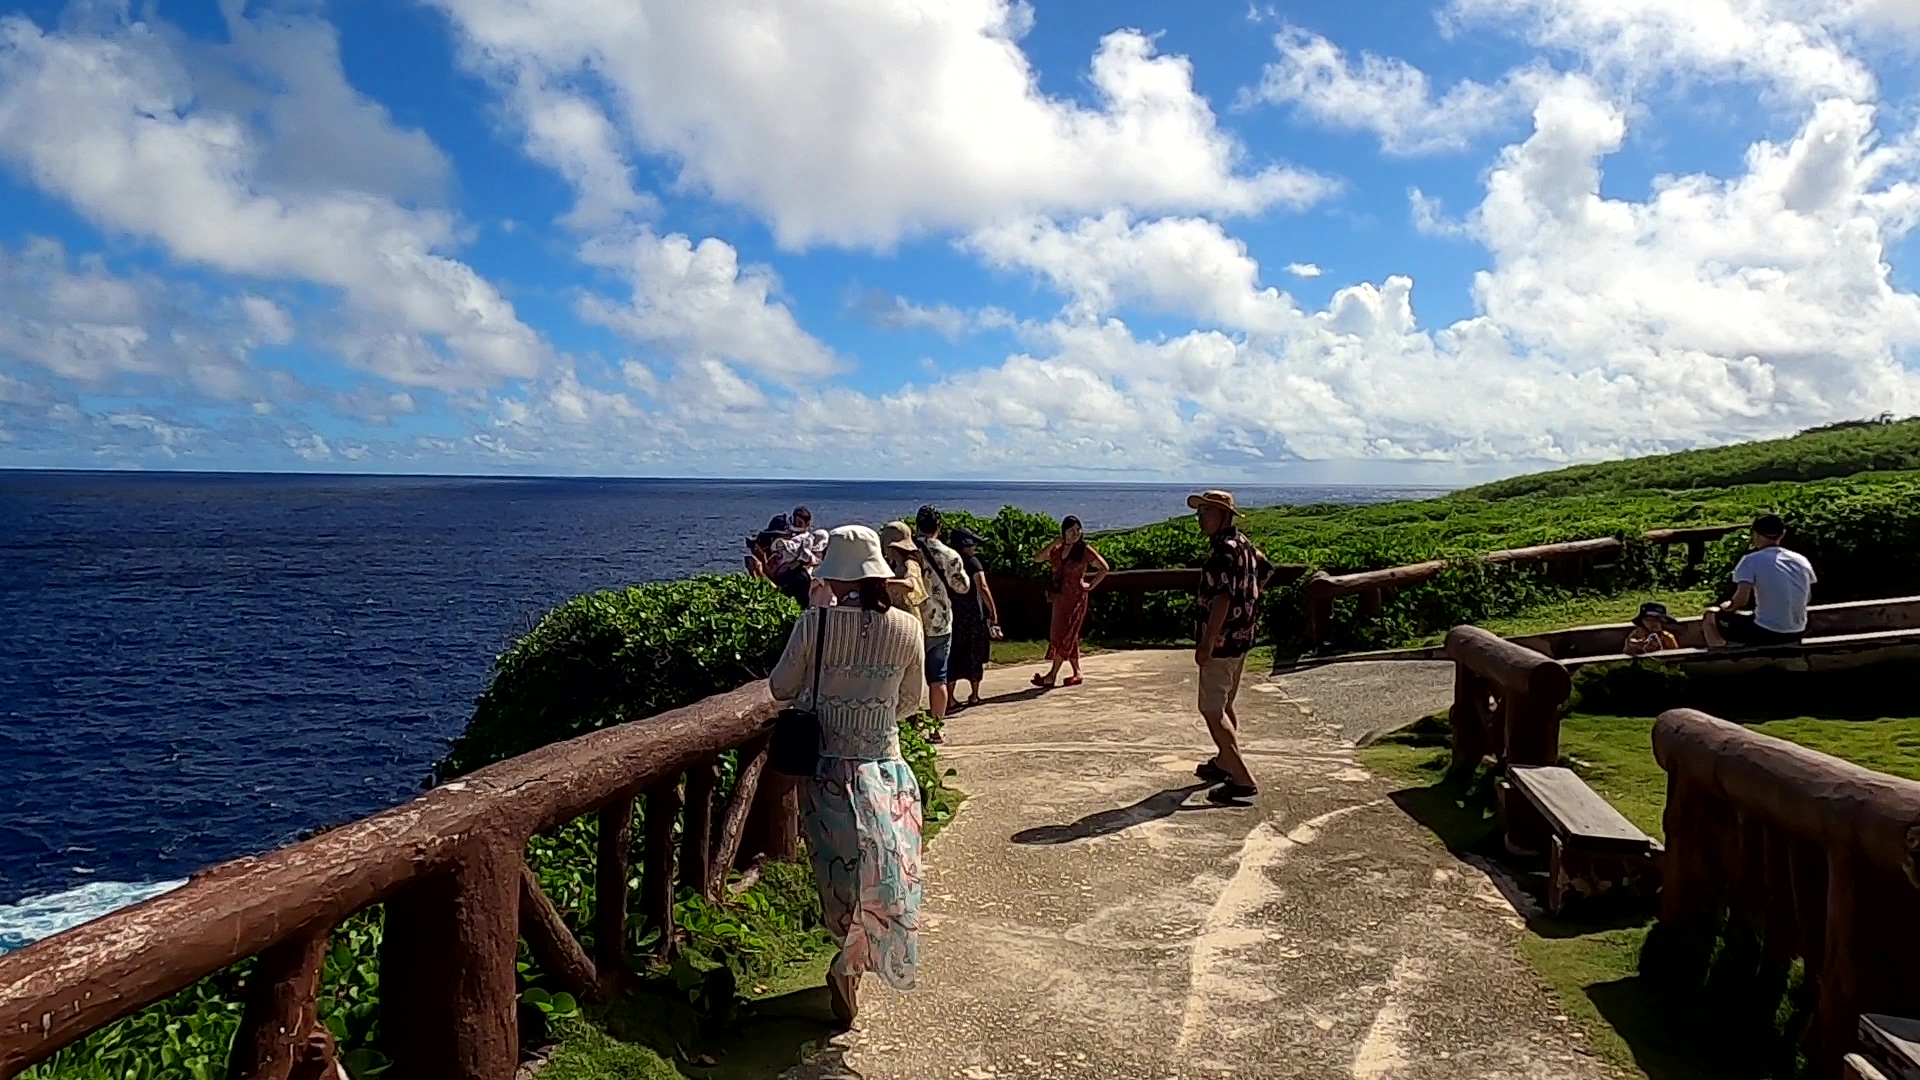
1449, 665, 1486, 774
743, 773, 800, 866
641, 780, 684, 959
228, 927, 330, 1080
594, 794, 637, 988
516, 861, 598, 1003
380, 837, 519, 1080
680, 760, 719, 903
709, 735, 771, 897
1306, 572, 1335, 651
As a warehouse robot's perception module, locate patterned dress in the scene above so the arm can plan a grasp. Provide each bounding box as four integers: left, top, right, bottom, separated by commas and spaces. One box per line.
770, 605, 926, 989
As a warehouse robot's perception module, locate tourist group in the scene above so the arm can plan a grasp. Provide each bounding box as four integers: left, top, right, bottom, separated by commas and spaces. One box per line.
746, 490, 1275, 1025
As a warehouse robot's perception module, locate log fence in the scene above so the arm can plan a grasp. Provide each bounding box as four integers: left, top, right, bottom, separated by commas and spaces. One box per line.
0, 683, 792, 1080
1652, 708, 1920, 1072
1305, 525, 1740, 649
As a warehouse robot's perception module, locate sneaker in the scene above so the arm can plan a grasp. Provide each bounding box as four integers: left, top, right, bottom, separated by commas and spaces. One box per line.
1206, 781, 1259, 804
1195, 758, 1230, 783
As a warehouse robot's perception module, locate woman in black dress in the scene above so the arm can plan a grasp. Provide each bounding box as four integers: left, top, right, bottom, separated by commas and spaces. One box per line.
947, 529, 998, 707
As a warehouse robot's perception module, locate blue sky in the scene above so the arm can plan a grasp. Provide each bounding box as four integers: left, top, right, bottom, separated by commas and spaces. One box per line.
1, 0, 1917, 482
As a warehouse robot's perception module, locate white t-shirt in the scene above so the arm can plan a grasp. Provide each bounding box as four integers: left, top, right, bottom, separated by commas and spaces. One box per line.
1733, 546, 1817, 633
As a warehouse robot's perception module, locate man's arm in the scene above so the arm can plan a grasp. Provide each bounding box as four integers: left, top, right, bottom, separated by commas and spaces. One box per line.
1196, 593, 1229, 665
1719, 582, 1756, 612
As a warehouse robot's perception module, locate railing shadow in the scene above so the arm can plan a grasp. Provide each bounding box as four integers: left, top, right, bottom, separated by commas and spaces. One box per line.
1010, 784, 1216, 845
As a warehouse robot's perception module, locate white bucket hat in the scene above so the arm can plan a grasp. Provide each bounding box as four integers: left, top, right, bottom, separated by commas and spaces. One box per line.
817, 524, 894, 582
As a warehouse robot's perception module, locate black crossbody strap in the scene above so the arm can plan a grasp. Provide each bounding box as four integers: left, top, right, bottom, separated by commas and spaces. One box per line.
808, 607, 828, 707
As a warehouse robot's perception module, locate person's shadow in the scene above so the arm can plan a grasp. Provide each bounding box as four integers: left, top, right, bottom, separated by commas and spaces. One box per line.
1011, 783, 1217, 844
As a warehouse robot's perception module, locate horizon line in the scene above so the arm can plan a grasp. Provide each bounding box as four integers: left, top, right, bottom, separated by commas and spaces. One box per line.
0, 465, 1462, 490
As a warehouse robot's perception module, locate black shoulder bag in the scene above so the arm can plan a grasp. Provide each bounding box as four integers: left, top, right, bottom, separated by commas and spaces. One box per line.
769, 608, 826, 777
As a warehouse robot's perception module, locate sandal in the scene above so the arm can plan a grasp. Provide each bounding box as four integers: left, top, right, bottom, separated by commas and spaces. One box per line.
1195, 758, 1230, 783
1031, 673, 1057, 688
1063, 675, 1083, 686
964, 696, 984, 707
1206, 780, 1260, 805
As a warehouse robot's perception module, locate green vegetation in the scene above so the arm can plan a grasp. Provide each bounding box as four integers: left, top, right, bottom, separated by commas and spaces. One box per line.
1361, 660, 1920, 1080
1457, 414, 1920, 499
29, 577, 958, 1080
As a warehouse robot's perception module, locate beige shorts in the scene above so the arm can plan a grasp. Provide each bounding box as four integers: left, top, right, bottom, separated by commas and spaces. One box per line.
1198, 655, 1246, 717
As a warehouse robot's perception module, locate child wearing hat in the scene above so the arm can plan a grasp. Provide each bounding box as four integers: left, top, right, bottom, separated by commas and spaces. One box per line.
1623, 602, 1681, 656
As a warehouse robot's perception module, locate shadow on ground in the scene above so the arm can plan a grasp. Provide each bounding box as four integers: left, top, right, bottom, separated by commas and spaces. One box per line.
1010, 783, 1219, 844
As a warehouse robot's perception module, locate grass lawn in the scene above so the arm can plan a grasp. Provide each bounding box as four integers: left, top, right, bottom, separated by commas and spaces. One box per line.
1361, 711, 1920, 1080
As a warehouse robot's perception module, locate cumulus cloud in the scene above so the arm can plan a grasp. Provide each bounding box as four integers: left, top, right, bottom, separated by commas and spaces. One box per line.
1249, 24, 1551, 154
1447, 0, 1878, 103
0, 5, 546, 391
575, 229, 842, 386
964, 212, 1298, 333
1287, 263, 1324, 278
476, 78, 1920, 476
425, 0, 1334, 248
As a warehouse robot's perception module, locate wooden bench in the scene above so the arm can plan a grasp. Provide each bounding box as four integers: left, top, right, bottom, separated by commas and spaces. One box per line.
1858, 1015, 1920, 1080
1506, 765, 1662, 915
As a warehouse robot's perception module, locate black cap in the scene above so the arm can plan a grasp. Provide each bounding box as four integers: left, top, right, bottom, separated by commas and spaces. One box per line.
1636, 601, 1678, 625
951, 527, 981, 549
1752, 514, 1786, 539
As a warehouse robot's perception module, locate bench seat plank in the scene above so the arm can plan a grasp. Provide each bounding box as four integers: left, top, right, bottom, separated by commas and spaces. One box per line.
1862, 1015, 1920, 1080
1508, 765, 1653, 854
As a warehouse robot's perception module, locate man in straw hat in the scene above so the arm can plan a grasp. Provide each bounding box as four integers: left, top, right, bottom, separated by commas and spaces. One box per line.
1187, 489, 1273, 804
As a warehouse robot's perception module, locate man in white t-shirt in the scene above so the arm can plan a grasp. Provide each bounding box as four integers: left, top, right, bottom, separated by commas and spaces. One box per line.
1702, 514, 1817, 648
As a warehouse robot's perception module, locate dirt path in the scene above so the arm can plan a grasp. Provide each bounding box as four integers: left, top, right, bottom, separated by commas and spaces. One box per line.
785, 652, 1610, 1080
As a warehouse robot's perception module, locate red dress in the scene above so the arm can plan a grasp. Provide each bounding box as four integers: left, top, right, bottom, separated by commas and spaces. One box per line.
1046, 548, 1091, 663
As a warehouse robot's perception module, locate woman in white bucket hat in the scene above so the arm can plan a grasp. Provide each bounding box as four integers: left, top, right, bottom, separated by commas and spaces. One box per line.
770, 524, 927, 1024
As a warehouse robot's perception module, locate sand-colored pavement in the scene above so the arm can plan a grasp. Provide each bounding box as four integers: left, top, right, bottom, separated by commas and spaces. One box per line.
785, 652, 1610, 1080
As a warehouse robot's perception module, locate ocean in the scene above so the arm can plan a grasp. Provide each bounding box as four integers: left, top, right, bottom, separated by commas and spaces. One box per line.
0, 471, 1444, 951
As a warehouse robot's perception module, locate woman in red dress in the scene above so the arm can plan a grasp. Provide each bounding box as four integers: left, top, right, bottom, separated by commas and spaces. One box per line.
1032, 516, 1109, 687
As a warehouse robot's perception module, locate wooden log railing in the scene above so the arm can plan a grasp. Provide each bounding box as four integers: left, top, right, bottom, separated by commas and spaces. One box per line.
0, 683, 792, 1080
1653, 709, 1920, 1071
1444, 625, 1575, 854
1305, 525, 1742, 649
992, 564, 1309, 640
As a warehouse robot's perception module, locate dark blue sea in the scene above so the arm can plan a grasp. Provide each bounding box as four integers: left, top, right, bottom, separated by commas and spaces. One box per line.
0, 471, 1443, 949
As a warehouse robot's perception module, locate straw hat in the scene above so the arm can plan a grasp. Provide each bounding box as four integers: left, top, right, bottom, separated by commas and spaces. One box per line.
879, 520, 920, 559
1187, 490, 1238, 514
818, 524, 895, 582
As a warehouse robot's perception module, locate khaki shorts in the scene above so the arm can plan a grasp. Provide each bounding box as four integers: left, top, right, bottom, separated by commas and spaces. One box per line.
1198, 655, 1246, 717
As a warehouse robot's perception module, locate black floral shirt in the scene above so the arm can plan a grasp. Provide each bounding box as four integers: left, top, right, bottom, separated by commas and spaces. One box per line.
1195, 527, 1270, 658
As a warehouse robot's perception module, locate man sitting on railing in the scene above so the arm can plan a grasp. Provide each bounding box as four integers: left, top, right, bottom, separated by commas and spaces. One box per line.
1702, 514, 1817, 648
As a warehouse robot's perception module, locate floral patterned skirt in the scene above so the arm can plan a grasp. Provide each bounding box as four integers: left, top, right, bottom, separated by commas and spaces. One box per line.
801, 758, 923, 989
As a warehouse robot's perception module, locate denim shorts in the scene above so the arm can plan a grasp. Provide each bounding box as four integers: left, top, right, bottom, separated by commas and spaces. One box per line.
924, 633, 953, 685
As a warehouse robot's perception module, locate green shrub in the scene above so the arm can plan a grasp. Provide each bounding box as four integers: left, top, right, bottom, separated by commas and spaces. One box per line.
1692, 478, 1920, 605
440, 576, 798, 779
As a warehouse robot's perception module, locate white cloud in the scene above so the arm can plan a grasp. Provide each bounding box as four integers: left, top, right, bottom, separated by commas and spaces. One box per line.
576, 229, 842, 383
479, 78, 1920, 476
426, 0, 1335, 248
0, 6, 546, 391
964, 212, 1298, 334
1287, 262, 1324, 278
848, 289, 999, 340
1447, 0, 1878, 104
1249, 24, 1549, 154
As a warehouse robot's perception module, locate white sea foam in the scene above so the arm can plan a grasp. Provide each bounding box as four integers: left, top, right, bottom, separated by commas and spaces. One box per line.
0, 880, 186, 954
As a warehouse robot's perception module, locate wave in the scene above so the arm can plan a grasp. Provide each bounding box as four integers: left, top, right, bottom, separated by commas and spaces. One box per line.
0, 880, 186, 955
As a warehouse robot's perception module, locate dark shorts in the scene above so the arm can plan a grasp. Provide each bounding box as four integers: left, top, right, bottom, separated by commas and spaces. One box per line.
1714, 610, 1803, 646
924, 633, 953, 686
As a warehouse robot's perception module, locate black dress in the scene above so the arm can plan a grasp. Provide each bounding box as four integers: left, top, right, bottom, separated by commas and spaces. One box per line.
948, 553, 991, 685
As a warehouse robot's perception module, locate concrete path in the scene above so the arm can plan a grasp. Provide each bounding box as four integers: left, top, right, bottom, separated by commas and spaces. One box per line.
787, 652, 1610, 1080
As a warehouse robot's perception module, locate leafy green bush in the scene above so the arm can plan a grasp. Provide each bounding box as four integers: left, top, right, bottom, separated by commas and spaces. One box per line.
440, 575, 798, 778
1692, 477, 1920, 605
914, 505, 1058, 579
